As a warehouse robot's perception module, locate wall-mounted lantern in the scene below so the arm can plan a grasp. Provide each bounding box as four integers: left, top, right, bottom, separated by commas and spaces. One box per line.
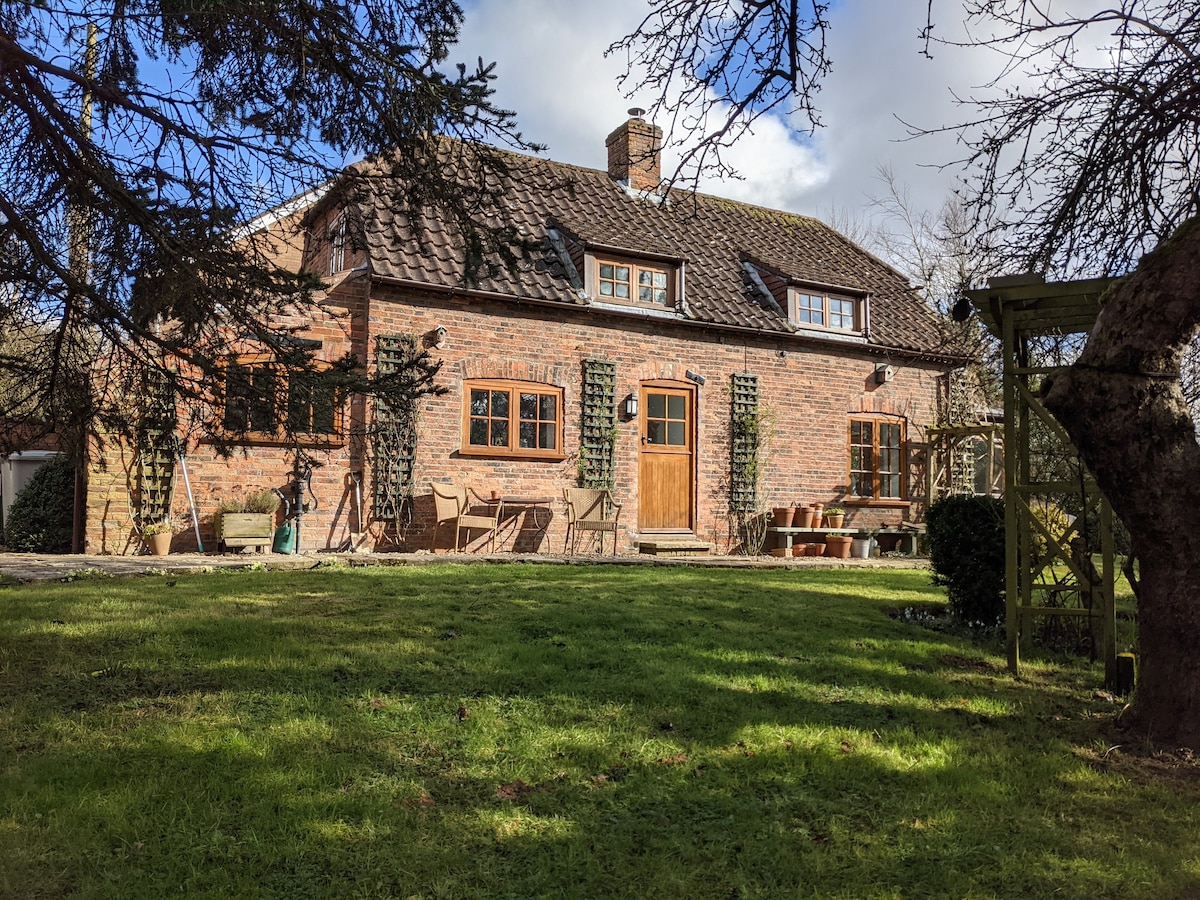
623, 393, 639, 420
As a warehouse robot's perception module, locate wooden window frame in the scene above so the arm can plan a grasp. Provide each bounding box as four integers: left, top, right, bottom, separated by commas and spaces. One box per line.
329, 212, 348, 275
460, 379, 566, 460
789, 288, 862, 333
591, 254, 676, 309
847, 415, 907, 503
220, 354, 345, 448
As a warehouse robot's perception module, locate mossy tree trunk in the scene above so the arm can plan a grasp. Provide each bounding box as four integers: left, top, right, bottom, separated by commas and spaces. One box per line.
1043, 218, 1200, 747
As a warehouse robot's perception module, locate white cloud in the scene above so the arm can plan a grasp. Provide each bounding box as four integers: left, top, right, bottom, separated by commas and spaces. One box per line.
455, 1, 995, 224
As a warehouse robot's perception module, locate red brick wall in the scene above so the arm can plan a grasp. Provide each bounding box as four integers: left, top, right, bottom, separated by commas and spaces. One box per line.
83, 208, 373, 555
84, 269, 947, 556
366, 284, 946, 554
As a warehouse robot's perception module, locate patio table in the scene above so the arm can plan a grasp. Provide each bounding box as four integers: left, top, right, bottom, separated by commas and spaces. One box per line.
490, 496, 555, 551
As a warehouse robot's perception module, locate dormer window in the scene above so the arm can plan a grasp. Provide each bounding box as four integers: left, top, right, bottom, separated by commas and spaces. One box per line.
592, 255, 675, 308
789, 288, 862, 332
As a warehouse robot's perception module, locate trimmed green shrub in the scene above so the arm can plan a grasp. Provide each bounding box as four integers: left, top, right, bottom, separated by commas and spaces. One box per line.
927, 495, 1006, 627
3, 455, 75, 553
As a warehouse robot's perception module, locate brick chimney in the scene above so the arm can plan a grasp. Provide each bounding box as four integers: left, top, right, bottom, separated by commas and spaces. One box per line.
606, 108, 662, 192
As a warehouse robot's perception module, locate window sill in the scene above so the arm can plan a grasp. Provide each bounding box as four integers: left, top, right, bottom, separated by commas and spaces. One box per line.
844, 498, 912, 509
208, 433, 346, 450
457, 447, 568, 462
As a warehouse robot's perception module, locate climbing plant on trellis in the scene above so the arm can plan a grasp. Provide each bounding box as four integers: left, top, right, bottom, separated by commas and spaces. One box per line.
729, 373, 760, 514
372, 335, 419, 521
579, 359, 617, 489
728, 373, 769, 554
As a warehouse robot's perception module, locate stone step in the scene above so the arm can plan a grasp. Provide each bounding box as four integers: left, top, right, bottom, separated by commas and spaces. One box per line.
637, 538, 714, 557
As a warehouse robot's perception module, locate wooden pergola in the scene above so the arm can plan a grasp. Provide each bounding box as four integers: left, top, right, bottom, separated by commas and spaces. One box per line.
927, 422, 1003, 501
964, 275, 1119, 686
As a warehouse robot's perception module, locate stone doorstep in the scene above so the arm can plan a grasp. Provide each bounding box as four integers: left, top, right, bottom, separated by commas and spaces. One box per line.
637, 537, 715, 557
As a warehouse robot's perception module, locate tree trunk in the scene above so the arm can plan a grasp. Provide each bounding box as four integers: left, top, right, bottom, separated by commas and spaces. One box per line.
1042, 217, 1200, 747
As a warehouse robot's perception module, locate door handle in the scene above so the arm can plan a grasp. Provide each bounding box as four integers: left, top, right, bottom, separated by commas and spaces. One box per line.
641, 435, 647, 445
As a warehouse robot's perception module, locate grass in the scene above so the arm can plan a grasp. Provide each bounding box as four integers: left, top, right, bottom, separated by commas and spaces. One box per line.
0, 563, 1195, 898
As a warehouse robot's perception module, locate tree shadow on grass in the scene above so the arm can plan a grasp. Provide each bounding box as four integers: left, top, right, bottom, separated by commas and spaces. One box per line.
2, 565, 1197, 897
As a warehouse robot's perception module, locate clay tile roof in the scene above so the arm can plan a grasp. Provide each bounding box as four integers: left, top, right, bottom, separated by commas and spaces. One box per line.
348, 143, 954, 358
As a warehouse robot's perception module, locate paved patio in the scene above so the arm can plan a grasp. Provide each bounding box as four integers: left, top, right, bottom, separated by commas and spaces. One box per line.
0, 549, 928, 584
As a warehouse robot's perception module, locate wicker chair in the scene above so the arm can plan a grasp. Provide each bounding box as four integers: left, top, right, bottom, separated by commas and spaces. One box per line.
430, 483, 499, 552
563, 488, 622, 556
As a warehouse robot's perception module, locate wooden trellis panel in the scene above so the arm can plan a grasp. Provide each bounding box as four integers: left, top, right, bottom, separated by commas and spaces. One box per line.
579, 359, 617, 489
372, 335, 419, 520
729, 373, 760, 514
928, 424, 1004, 500
136, 371, 176, 524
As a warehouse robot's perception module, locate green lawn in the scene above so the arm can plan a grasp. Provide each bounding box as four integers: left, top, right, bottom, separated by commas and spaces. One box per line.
1, 564, 1194, 898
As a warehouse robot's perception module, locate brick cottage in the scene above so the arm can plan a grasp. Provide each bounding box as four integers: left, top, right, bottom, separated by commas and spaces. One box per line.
85, 113, 963, 556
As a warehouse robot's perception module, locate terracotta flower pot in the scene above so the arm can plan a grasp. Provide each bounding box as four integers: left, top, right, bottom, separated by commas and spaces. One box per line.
771, 547, 790, 557
792, 543, 808, 556
772, 507, 796, 527
806, 542, 825, 556
147, 531, 172, 556
825, 535, 853, 558
795, 507, 815, 528
824, 513, 845, 528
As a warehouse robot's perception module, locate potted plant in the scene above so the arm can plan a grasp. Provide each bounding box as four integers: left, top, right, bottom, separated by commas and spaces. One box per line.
142, 520, 174, 556
824, 507, 845, 528
825, 533, 853, 558
215, 489, 280, 551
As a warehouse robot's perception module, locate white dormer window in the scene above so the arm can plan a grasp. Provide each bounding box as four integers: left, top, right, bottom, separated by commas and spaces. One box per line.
590, 254, 677, 308
789, 288, 862, 332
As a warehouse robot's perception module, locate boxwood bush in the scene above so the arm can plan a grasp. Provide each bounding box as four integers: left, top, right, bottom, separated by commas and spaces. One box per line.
927, 495, 1006, 627
3, 455, 75, 553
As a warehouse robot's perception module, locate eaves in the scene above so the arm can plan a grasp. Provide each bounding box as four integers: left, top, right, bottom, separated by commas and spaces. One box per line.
369, 273, 966, 368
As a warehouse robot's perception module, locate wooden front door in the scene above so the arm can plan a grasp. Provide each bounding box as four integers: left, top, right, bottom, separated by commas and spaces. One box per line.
638, 384, 694, 532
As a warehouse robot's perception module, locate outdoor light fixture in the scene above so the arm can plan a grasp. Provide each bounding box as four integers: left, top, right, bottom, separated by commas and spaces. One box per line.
685, 369, 706, 385
623, 393, 639, 419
